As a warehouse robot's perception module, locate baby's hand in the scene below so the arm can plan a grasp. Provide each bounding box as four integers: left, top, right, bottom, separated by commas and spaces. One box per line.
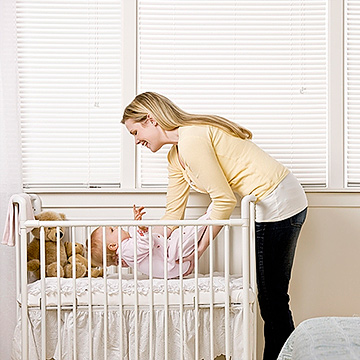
133, 205, 147, 231
133, 205, 146, 220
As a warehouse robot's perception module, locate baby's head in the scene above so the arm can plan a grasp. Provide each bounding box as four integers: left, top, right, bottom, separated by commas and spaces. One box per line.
90, 226, 119, 267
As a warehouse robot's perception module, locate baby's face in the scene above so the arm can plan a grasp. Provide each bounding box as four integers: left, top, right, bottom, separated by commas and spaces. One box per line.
94, 226, 119, 266
93, 226, 131, 267
104, 226, 119, 244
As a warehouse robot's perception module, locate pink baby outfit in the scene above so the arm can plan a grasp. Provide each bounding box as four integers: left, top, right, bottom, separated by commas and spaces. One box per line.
119, 204, 212, 279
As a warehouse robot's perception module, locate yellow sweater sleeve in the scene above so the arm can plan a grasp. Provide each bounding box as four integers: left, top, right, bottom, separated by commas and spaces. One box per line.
178, 132, 237, 220
161, 146, 190, 225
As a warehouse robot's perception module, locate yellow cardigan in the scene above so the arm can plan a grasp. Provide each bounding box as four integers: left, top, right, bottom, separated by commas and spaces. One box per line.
162, 125, 289, 222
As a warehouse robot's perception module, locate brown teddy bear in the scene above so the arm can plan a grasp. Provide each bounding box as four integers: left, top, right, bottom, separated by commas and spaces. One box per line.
64, 241, 103, 278
27, 211, 67, 279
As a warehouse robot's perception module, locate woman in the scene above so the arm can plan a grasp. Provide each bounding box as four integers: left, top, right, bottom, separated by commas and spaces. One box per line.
121, 92, 307, 360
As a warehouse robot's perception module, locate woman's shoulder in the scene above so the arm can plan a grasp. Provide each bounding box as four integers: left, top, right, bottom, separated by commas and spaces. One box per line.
178, 125, 214, 147
179, 124, 212, 137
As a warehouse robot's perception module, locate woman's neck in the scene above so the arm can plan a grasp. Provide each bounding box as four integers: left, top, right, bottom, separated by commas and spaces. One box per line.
163, 128, 179, 145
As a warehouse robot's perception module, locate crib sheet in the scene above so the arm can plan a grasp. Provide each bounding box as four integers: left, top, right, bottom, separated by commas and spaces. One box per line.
24, 272, 256, 307
277, 317, 360, 360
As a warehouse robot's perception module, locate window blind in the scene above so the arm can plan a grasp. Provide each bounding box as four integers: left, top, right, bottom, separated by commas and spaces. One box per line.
345, 0, 360, 187
18, 0, 124, 188
138, 0, 328, 188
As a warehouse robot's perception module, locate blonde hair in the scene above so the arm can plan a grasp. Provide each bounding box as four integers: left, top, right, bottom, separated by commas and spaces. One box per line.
121, 92, 252, 140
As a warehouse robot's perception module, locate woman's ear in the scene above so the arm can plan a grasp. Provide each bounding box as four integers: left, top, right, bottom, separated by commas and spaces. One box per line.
146, 113, 157, 126
107, 242, 118, 252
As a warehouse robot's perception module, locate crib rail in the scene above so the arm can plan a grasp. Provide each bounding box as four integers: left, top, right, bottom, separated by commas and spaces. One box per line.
24, 218, 248, 228
15, 194, 256, 360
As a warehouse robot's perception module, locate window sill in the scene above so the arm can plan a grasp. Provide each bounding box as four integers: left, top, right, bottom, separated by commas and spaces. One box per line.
23, 187, 360, 194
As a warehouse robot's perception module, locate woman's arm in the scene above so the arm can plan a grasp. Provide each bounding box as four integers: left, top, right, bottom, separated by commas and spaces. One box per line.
161, 147, 191, 223
178, 128, 238, 275
179, 132, 237, 220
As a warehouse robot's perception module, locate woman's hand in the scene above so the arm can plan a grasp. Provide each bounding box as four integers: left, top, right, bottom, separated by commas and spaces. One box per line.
182, 251, 196, 276
121, 259, 129, 268
181, 247, 207, 277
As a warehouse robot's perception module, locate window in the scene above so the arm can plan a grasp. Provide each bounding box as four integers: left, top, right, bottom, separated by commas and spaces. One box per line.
15, 0, 357, 191
18, 0, 125, 188
138, 0, 328, 188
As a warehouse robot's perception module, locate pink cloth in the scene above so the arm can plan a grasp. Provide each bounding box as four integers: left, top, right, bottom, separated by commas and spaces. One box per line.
120, 204, 212, 279
2, 193, 35, 246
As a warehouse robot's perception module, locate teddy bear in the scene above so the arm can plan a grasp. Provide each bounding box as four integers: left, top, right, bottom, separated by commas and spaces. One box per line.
64, 241, 103, 278
27, 211, 67, 279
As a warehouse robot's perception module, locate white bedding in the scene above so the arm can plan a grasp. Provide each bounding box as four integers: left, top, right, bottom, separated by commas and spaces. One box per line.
12, 307, 254, 360
12, 272, 256, 360
277, 317, 360, 360
24, 272, 255, 307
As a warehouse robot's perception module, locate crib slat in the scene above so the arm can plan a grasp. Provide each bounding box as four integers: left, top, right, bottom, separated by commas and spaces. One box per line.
72, 227, 78, 360
133, 226, 139, 360
118, 226, 123, 360
163, 225, 168, 360
102, 227, 108, 360
87, 226, 93, 360
149, 226, 154, 360
194, 226, 199, 360
209, 225, 215, 360
224, 225, 230, 359
40, 227, 47, 360
179, 226, 184, 360
56, 227, 62, 360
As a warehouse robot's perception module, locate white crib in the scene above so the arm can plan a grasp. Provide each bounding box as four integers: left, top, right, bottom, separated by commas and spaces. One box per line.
11, 194, 257, 360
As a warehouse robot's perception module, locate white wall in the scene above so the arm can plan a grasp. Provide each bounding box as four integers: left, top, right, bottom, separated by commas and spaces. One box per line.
258, 192, 360, 358
2, 190, 360, 359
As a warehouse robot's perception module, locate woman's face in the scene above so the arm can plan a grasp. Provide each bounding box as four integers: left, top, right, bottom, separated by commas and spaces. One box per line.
125, 117, 164, 153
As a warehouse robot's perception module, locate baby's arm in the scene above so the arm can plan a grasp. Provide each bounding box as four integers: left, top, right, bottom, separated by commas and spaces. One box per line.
133, 204, 171, 237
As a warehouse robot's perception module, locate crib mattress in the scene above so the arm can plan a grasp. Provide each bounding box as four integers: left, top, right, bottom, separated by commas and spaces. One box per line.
24, 272, 256, 307
278, 317, 360, 360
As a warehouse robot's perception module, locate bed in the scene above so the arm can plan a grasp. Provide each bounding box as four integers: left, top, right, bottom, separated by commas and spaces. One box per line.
277, 317, 360, 360
11, 194, 257, 360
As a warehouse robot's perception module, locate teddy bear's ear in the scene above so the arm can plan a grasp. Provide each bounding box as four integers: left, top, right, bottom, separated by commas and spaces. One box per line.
59, 213, 66, 220
64, 241, 71, 254
32, 228, 40, 238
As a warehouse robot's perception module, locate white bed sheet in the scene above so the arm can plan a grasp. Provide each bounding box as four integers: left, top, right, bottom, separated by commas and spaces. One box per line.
277, 317, 360, 360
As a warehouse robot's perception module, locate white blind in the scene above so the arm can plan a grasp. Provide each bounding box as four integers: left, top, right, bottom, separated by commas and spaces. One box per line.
18, 0, 123, 188
138, 0, 328, 188
345, 0, 360, 187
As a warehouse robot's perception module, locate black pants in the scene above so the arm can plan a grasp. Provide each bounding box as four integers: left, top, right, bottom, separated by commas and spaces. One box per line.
255, 208, 307, 360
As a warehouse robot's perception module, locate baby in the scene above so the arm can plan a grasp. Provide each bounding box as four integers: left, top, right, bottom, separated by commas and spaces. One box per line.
90, 204, 212, 278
